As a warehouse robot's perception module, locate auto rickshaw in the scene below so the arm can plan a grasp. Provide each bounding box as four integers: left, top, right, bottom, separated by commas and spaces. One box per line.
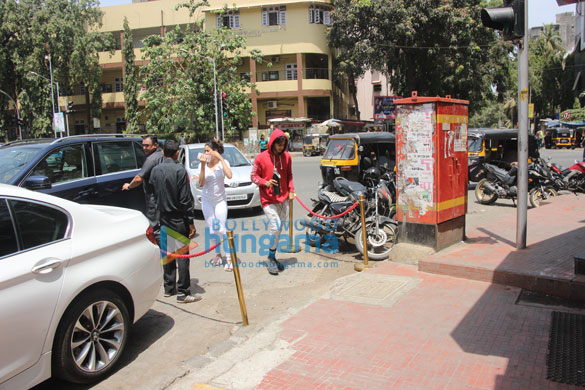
468, 128, 539, 182
320, 132, 396, 185
547, 127, 572, 149
302, 134, 329, 157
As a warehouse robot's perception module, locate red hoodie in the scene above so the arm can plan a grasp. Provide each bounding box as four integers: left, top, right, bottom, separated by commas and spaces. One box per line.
251, 128, 294, 207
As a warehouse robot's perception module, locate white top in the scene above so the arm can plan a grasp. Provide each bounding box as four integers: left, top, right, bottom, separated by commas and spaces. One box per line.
201, 160, 230, 203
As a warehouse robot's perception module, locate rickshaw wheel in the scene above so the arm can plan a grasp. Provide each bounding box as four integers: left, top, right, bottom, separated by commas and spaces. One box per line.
475, 179, 498, 205
529, 187, 557, 208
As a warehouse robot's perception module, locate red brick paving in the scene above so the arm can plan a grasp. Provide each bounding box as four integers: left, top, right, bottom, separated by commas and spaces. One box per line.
255, 194, 585, 390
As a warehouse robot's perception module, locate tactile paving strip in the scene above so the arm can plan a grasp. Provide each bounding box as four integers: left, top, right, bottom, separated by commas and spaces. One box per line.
547, 311, 585, 386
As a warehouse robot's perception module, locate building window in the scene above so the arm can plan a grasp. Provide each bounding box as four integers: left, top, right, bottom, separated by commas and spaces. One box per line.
74, 119, 85, 133
309, 5, 331, 25
286, 63, 297, 80
115, 78, 123, 92
216, 11, 240, 29
262, 6, 286, 26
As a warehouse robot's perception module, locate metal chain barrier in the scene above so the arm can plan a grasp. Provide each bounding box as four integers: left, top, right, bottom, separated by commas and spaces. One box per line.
294, 194, 359, 219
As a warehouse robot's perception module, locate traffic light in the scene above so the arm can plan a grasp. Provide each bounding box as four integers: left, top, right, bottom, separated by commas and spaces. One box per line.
221, 92, 227, 117
67, 100, 75, 114
481, 0, 525, 41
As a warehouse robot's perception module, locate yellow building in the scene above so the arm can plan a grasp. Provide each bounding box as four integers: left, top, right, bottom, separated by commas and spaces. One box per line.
66, 0, 341, 134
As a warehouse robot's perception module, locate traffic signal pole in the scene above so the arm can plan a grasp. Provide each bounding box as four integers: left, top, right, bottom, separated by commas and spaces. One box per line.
516, 5, 529, 249
481, 0, 528, 249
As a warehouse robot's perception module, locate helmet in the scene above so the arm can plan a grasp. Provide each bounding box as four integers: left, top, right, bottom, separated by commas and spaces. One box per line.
364, 167, 380, 181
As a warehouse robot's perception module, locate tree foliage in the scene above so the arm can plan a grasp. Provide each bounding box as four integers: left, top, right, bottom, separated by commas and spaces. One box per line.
140, 1, 261, 141
328, 0, 513, 118
0, 0, 114, 139
123, 17, 140, 133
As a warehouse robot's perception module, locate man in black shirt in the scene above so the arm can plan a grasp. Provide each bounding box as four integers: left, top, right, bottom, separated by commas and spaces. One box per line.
122, 135, 165, 232
150, 140, 200, 304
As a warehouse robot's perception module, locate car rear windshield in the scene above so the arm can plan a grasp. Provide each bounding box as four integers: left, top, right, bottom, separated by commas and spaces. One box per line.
323, 139, 356, 160
188, 146, 250, 169
0, 146, 43, 184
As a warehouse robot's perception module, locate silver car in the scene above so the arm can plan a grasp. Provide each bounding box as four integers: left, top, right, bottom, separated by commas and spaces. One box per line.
179, 143, 261, 210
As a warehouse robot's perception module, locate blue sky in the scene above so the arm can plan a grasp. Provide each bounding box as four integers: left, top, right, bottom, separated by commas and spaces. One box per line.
97, 0, 575, 28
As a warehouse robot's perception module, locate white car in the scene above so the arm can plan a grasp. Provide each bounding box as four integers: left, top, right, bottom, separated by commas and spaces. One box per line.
179, 143, 261, 210
0, 184, 162, 389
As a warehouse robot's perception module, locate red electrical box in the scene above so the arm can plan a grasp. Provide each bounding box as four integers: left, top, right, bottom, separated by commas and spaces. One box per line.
394, 92, 469, 250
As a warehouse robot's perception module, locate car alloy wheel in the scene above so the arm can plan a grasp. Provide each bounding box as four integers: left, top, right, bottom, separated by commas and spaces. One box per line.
53, 288, 129, 383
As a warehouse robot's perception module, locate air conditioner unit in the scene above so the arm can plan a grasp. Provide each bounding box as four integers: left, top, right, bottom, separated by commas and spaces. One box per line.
271, 56, 280, 63
267, 100, 278, 109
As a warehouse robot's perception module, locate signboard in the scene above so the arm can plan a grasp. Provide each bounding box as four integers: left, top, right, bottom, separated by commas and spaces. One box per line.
562, 111, 571, 120
528, 103, 534, 119
374, 96, 401, 120
53, 112, 65, 133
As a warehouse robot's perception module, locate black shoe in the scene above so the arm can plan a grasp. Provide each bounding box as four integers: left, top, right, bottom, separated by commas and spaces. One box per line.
275, 260, 285, 272
267, 260, 279, 275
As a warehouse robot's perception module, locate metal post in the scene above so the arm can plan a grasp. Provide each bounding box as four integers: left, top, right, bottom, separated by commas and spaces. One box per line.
354, 194, 370, 271
281, 197, 301, 253
226, 231, 249, 326
0, 89, 22, 140
212, 58, 219, 140
46, 55, 56, 138
516, 1, 529, 249
220, 89, 224, 140
55, 82, 61, 113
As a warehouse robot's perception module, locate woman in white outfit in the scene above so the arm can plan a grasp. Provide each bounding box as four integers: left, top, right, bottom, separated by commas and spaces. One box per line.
198, 139, 233, 271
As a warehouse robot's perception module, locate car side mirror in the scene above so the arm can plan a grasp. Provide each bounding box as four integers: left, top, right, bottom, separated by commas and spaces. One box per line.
24, 175, 52, 191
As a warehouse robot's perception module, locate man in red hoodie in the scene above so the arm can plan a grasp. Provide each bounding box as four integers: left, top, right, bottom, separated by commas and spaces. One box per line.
251, 128, 295, 275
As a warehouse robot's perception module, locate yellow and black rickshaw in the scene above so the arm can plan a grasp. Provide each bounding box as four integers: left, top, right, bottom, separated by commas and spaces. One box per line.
320, 132, 396, 185
302, 134, 329, 157
468, 128, 539, 182
546, 127, 572, 149
571, 127, 585, 149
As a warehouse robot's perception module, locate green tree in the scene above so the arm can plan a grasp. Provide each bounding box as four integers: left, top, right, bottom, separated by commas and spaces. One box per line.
529, 24, 573, 119
0, 0, 113, 139
328, 0, 513, 117
123, 17, 140, 133
140, 1, 261, 140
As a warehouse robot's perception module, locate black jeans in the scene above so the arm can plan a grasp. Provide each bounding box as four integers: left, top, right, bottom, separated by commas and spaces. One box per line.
159, 215, 191, 296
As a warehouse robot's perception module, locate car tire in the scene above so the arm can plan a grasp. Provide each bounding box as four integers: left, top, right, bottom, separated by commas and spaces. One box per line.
52, 288, 130, 384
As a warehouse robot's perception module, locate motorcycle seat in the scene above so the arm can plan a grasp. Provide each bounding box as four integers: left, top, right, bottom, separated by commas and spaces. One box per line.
333, 177, 367, 196
319, 190, 349, 203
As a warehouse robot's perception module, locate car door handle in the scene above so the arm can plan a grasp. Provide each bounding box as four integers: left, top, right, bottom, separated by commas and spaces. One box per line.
32, 258, 64, 275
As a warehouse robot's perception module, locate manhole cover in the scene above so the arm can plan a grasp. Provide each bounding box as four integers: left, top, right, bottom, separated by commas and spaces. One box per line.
547, 311, 585, 386
328, 273, 421, 307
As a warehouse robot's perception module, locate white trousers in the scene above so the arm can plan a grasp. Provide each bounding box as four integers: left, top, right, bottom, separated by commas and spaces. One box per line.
263, 201, 289, 251
202, 199, 228, 253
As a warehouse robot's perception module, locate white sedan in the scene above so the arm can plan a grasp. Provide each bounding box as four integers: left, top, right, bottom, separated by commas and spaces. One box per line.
0, 184, 162, 389
179, 143, 261, 210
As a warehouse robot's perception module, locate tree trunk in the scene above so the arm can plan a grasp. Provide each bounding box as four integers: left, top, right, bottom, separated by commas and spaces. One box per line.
85, 88, 91, 134
348, 74, 360, 120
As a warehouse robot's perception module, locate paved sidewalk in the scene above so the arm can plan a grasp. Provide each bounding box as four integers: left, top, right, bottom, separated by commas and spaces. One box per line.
420, 193, 585, 300
166, 193, 585, 390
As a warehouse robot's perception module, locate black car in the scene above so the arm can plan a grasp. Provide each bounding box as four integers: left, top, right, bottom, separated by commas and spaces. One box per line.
0, 134, 147, 211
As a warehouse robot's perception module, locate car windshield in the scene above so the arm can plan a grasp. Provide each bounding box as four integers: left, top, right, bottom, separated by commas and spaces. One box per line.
0, 146, 42, 184
188, 146, 250, 169
468, 137, 483, 153
323, 139, 356, 160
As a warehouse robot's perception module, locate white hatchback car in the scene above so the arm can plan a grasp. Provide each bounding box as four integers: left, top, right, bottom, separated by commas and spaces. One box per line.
0, 184, 162, 389
179, 143, 261, 210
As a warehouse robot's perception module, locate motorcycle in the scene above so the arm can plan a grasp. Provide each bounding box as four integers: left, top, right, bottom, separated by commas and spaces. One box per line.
473, 161, 521, 205
562, 161, 585, 193
527, 159, 558, 208
305, 167, 397, 260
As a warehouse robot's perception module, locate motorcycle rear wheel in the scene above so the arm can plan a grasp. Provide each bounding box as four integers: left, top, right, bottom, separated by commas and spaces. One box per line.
354, 221, 397, 260
475, 179, 498, 205
529, 187, 557, 208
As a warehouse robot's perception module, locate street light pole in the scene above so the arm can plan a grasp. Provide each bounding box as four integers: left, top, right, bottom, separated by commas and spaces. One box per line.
0, 89, 22, 140
45, 54, 57, 137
